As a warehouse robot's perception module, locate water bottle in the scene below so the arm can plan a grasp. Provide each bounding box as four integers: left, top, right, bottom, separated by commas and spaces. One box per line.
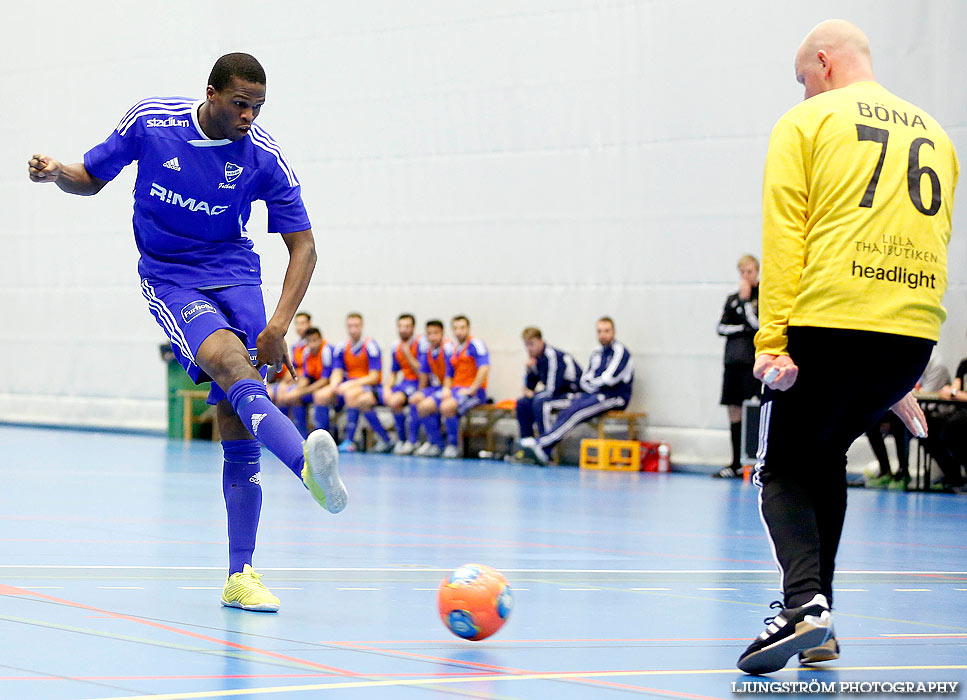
657, 443, 670, 472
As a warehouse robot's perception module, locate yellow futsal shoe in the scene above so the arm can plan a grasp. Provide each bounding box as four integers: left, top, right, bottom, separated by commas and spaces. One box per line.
302, 429, 348, 514
221, 565, 281, 612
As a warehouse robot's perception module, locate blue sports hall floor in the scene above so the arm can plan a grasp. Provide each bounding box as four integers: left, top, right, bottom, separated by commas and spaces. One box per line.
1, 424, 965, 700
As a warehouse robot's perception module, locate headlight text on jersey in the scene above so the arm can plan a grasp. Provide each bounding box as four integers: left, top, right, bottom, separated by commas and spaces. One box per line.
149, 183, 229, 216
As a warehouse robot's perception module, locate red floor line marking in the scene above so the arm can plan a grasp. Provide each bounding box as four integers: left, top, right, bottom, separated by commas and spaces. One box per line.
914, 573, 967, 582
0, 583, 358, 677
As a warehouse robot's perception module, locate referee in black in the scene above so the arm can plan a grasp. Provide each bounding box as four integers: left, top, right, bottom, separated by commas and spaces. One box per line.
737, 19, 959, 674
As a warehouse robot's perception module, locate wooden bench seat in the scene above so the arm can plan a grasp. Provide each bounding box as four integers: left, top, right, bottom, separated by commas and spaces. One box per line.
462, 404, 647, 455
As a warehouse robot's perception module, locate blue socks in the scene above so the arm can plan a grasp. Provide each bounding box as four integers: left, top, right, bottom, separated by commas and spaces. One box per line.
408, 405, 421, 443
222, 439, 262, 575
423, 414, 443, 448
393, 412, 407, 442
313, 404, 330, 432
227, 379, 304, 479
365, 411, 391, 442
290, 405, 308, 438
445, 416, 460, 447
344, 408, 360, 442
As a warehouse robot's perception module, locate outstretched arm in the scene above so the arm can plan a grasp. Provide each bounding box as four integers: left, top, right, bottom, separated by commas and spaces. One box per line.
256, 229, 317, 378
28, 155, 107, 196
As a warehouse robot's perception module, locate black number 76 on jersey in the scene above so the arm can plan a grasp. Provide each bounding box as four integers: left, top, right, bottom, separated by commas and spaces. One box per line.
856, 124, 942, 216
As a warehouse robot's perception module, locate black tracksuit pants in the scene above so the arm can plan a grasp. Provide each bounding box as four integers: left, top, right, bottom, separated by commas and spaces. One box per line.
756, 327, 933, 609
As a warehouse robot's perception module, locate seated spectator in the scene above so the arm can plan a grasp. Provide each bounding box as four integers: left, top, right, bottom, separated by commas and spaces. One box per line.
515, 326, 581, 447
415, 315, 489, 459
863, 413, 912, 490
315, 313, 395, 453
381, 314, 427, 454
931, 348, 967, 491
274, 327, 333, 438
714, 254, 760, 478
401, 320, 453, 455
519, 317, 634, 465
268, 310, 312, 404
867, 348, 952, 490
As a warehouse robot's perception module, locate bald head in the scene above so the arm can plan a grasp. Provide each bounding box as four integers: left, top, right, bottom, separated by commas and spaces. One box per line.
794, 19, 875, 99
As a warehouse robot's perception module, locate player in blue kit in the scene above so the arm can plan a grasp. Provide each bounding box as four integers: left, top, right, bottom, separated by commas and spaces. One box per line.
28, 53, 347, 612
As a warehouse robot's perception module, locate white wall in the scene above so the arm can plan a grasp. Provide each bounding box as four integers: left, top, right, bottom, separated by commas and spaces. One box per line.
2, 1, 964, 464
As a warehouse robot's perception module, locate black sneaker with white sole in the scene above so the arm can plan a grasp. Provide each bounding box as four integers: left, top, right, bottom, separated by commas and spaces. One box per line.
737, 594, 832, 675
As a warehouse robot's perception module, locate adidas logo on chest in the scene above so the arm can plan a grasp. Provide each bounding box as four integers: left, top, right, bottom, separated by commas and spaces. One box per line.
162, 157, 181, 171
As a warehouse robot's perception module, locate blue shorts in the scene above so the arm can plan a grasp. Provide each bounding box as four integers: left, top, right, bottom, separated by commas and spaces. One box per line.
432, 386, 487, 415
376, 379, 420, 404
141, 280, 267, 405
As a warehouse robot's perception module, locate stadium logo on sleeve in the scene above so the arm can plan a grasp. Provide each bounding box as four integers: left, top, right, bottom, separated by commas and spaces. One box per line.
147, 117, 190, 128
181, 300, 217, 323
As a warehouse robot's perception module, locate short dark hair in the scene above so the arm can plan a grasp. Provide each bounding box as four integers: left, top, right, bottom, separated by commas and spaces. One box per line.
295, 311, 311, 321
397, 313, 415, 324
208, 53, 266, 91
346, 312, 363, 322
426, 319, 444, 331
598, 316, 615, 328
451, 315, 470, 326
305, 327, 322, 338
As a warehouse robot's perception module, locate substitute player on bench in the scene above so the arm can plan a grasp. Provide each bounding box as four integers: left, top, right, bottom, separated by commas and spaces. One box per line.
383, 313, 427, 454
737, 20, 958, 674
324, 312, 395, 453
409, 320, 454, 456
514, 327, 582, 455
416, 315, 489, 459
28, 53, 348, 612
520, 317, 634, 465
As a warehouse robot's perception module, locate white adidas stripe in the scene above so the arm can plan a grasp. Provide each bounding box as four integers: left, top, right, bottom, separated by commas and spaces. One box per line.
249, 125, 298, 187
118, 98, 193, 127
140, 281, 195, 364
119, 105, 193, 136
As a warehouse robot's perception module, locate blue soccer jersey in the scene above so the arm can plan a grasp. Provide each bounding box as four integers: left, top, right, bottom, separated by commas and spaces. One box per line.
84, 97, 310, 288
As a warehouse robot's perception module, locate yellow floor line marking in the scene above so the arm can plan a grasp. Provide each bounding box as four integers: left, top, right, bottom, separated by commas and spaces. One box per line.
82, 665, 967, 700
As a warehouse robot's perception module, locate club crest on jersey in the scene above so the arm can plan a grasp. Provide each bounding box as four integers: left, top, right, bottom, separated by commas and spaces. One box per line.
181, 300, 216, 323
225, 162, 243, 182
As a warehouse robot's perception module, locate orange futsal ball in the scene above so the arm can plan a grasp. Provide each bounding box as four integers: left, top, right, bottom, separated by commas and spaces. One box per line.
438, 564, 513, 641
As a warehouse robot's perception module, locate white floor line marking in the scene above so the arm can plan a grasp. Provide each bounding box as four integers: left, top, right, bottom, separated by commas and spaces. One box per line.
629, 587, 670, 591
893, 588, 931, 592
955, 588, 967, 592
699, 587, 737, 591
97, 586, 144, 590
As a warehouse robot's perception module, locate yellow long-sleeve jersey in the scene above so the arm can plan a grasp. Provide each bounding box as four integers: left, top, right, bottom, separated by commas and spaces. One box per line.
756, 81, 959, 357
